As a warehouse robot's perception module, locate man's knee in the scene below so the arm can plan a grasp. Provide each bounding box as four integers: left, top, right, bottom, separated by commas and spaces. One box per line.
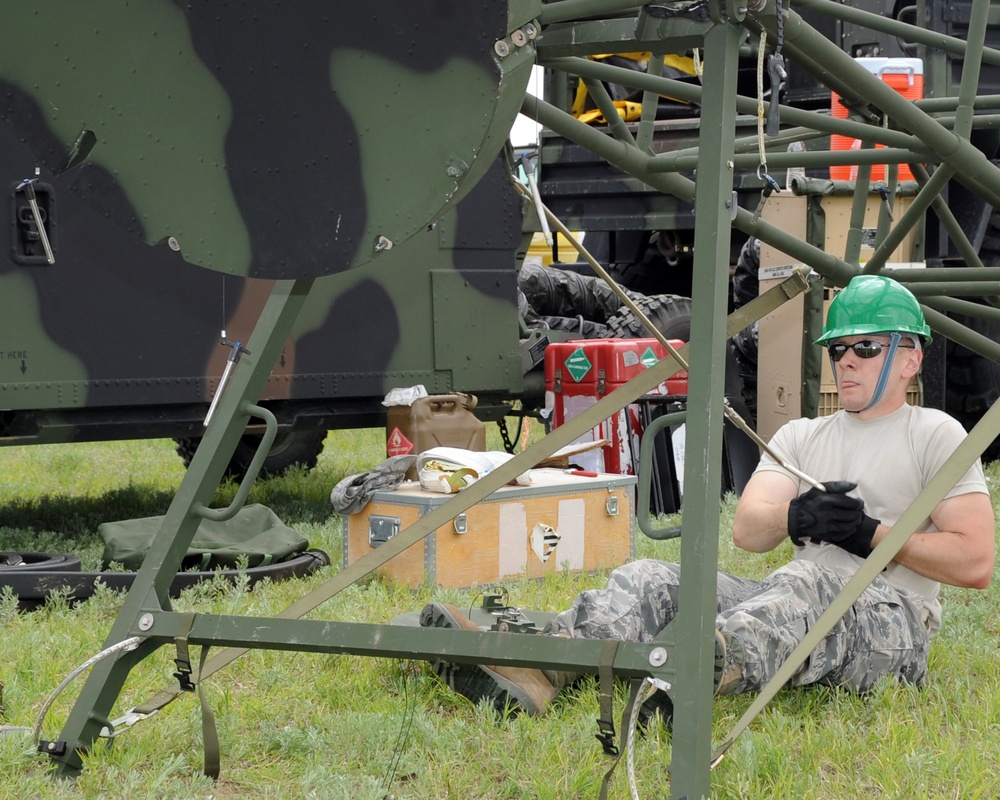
608, 559, 681, 593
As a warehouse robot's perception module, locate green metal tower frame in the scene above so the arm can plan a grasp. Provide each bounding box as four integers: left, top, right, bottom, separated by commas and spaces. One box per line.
15, 1, 1000, 797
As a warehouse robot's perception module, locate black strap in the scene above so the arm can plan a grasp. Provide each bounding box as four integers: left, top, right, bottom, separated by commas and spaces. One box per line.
598, 679, 644, 800
197, 641, 220, 779
594, 639, 621, 756
172, 612, 197, 692
173, 613, 219, 779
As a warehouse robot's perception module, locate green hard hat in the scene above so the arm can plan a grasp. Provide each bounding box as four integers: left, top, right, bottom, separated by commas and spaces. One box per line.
815, 274, 932, 345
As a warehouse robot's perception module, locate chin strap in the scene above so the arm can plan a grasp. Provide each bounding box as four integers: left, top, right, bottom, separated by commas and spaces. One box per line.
836, 332, 902, 414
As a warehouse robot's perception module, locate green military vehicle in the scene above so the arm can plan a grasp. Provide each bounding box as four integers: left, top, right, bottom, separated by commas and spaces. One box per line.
2, 0, 999, 481
2, 84, 529, 478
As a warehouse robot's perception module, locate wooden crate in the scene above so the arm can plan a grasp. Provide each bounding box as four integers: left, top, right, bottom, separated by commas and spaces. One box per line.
343, 469, 636, 588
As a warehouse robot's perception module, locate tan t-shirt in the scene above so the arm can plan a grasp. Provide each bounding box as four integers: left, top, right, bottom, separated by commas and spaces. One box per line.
755, 404, 989, 636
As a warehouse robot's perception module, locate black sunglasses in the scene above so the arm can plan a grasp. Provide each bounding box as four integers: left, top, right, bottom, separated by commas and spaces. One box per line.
827, 340, 915, 362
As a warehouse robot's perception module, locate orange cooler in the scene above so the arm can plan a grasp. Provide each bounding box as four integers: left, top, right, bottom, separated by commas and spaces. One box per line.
830, 57, 923, 182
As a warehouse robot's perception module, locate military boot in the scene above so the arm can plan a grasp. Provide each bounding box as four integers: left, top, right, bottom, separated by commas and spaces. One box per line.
420, 602, 557, 717
714, 629, 745, 696
538, 630, 579, 691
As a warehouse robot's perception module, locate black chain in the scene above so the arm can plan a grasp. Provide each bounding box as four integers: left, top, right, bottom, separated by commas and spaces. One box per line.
775, 0, 784, 55
497, 418, 515, 454
765, 0, 787, 137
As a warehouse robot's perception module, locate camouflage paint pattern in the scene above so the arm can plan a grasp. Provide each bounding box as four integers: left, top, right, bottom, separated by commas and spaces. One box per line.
0, 1, 536, 278
544, 557, 929, 693
0, 3, 537, 441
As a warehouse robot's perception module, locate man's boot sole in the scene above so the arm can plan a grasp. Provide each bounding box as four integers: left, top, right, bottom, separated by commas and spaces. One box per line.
420, 602, 552, 717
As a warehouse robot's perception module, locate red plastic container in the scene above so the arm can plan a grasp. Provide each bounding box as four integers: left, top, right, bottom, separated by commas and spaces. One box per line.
544, 338, 687, 475
830, 57, 923, 182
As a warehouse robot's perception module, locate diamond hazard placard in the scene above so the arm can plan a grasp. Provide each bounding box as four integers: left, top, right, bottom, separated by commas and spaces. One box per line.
563, 347, 593, 382
386, 426, 414, 456
640, 346, 659, 369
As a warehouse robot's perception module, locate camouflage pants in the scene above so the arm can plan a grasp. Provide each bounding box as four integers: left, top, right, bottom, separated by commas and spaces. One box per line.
544, 558, 930, 694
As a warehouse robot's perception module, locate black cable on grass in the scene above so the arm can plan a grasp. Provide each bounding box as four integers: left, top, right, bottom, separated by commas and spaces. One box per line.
381, 660, 416, 800
468, 587, 510, 622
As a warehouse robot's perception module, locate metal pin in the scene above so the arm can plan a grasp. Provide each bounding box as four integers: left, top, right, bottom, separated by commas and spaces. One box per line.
762, 172, 781, 195
18, 179, 55, 264
204, 339, 250, 427
521, 154, 552, 246
875, 184, 894, 221
722, 399, 826, 491
751, 172, 781, 223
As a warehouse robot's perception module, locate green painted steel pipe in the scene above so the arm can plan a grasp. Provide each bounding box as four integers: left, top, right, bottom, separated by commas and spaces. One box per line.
923, 305, 1000, 363
541, 56, 921, 149
906, 282, 1000, 297
924, 297, 1000, 327
794, 0, 1000, 68
581, 77, 635, 144
539, 0, 644, 25
952, 0, 992, 141
747, 5, 1000, 208
670, 23, 743, 797
194, 403, 277, 522
889, 268, 1000, 282
920, 97, 1000, 113
672, 117, 995, 167
650, 148, 938, 176
134, 611, 670, 678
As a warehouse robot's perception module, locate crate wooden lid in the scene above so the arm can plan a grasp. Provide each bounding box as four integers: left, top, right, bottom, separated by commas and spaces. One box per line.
366, 468, 636, 506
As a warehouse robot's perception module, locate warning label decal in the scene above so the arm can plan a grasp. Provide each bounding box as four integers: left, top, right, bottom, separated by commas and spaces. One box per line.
386, 426, 414, 456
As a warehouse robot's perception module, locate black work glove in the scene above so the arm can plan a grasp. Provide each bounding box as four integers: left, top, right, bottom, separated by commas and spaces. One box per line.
787, 481, 864, 546
837, 514, 881, 559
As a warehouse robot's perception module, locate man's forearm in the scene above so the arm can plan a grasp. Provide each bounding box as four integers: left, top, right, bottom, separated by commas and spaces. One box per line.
874, 526, 995, 588
732, 498, 791, 553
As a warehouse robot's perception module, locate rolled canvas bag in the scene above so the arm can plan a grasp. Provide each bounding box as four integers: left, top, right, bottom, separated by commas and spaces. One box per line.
99, 503, 308, 571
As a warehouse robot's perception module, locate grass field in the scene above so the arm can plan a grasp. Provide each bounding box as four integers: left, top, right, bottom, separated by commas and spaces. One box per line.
0, 429, 998, 799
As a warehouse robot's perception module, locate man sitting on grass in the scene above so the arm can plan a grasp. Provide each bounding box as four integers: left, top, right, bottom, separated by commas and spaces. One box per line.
421, 275, 995, 719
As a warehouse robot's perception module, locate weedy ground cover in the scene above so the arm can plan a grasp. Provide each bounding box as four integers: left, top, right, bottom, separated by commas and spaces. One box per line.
0, 429, 998, 799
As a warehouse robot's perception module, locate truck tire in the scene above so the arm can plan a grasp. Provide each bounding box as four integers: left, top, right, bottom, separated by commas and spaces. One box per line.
518, 262, 641, 323
600, 294, 692, 341
540, 315, 611, 338
730, 236, 761, 420
0, 552, 81, 571
174, 428, 327, 480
